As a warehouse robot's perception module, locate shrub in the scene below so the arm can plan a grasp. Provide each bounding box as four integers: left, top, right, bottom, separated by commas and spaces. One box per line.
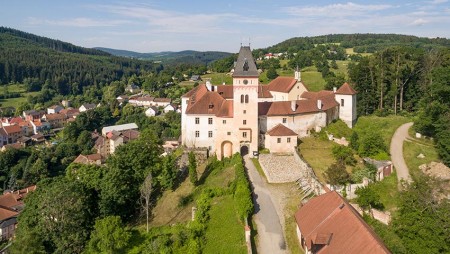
355, 186, 384, 210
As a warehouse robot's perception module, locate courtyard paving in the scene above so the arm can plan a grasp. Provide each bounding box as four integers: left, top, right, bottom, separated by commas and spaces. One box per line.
258, 154, 304, 183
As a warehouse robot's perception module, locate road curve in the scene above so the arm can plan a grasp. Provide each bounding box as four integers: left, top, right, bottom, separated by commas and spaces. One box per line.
390, 122, 413, 184
243, 156, 286, 254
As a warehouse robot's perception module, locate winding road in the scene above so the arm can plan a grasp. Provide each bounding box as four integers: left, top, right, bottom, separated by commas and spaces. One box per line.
390, 122, 413, 185
244, 156, 286, 254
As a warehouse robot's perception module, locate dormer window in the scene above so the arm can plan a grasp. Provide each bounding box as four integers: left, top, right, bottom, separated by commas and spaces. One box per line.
208, 103, 214, 109
243, 58, 249, 71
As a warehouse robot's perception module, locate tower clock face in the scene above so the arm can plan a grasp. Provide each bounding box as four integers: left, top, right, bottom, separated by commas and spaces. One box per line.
243, 79, 248, 85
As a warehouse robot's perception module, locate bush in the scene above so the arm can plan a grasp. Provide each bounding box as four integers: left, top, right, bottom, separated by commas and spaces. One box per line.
332, 145, 356, 165
358, 132, 387, 157
355, 186, 384, 210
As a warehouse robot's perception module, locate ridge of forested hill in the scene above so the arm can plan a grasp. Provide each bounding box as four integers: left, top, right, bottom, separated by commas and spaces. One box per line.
259, 33, 450, 54
0, 27, 155, 94
95, 47, 232, 65
0, 27, 110, 56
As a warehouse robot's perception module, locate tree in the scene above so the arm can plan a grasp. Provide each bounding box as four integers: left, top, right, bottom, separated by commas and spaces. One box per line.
358, 132, 387, 157
324, 162, 349, 186
266, 67, 279, 80
141, 173, 152, 233
12, 177, 95, 253
332, 145, 356, 165
355, 186, 384, 210
86, 216, 131, 254
188, 151, 198, 185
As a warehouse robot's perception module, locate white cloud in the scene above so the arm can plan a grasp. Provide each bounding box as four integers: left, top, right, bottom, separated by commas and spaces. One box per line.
411, 18, 429, 25
427, 0, 448, 4
283, 2, 393, 17
27, 17, 130, 27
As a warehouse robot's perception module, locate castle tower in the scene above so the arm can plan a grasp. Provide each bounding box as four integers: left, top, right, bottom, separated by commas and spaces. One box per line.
232, 46, 259, 156
334, 82, 357, 128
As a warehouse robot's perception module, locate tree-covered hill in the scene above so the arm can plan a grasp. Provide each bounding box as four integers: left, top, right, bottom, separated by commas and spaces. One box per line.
0, 27, 155, 95
95, 47, 232, 65
258, 33, 450, 54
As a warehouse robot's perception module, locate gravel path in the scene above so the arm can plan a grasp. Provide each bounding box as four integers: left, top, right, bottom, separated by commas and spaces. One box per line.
390, 122, 413, 185
244, 156, 286, 254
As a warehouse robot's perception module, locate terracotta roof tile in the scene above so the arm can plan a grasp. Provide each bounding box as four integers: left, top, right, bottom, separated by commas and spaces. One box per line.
153, 98, 171, 103
216, 100, 234, 118
266, 124, 297, 136
185, 91, 225, 115
301, 90, 335, 100
216, 85, 234, 99
0, 207, 18, 221
3, 125, 21, 134
295, 191, 390, 254
259, 100, 323, 116
44, 113, 66, 121
258, 85, 273, 98
336, 82, 357, 95
268, 77, 297, 93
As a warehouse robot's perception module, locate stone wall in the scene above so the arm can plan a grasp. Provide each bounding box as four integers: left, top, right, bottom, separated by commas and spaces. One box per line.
293, 149, 325, 196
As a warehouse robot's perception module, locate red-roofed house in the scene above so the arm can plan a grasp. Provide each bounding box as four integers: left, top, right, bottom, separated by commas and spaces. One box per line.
181, 46, 357, 159
295, 191, 390, 254
73, 153, 104, 165
2, 125, 23, 144
265, 124, 297, 153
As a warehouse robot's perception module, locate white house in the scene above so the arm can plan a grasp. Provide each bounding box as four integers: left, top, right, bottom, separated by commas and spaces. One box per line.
163, 104, 178, 113
145, 106, 159, 117
79, 103, 96, 112
101, 123, 138, 136
47, 105, 64, 114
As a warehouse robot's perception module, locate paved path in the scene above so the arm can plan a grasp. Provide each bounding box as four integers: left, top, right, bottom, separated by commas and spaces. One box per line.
244, 156, 286, 254
390, 122, 413, 184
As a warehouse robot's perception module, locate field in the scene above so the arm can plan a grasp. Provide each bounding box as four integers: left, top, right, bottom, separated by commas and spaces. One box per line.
345, 48, 373, 57
298, 137, 335, 183
0, 84, 39, 108
403, 138, 439, 176
354, 115, 411, 147
201, 72, 232, 84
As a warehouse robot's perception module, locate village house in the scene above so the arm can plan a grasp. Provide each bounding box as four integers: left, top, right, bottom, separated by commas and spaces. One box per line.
0, 185, 36, 240
30, 120, 50, 134
181, 46, 357, 159
128, 96, 154, 107
30, 133, 46, 143
190, 75, 201, 82
59, 108, 80, 119
163, 104, 179, 113
93, 123, 140, 157
145, 106, 159, 117
295, 191, 390, 254
152, 98, 172, 107
42, 113, 66, 129
47, 105, 64, 114
79, 103, 96, 112
61, 100, 71, 108
2, 125, 23, 144
73, 153, 104, 165
22, 110, 45, 121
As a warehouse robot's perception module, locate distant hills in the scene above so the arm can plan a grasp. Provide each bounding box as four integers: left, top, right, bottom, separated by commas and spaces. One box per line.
95, 47, 232, 65
0, 27, 154, 93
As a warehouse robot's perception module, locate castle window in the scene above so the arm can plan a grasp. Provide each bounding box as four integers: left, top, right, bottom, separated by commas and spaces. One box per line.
287, 137, 291, 143
242, 132, 247, 138
245, 95, 249, 103
223, 120, 226, 124
341, 99, 345, 107
283, 118, 287, 123
208, 118, 213, 125
195, 131, 200, 137
208, 131, 213, 138
277, 138, 281, 143
243, 120, 247, 125
195, 118, 199, 124
227, 132, 231, 135
243, 110, 246, 114
241, 94, 244, 103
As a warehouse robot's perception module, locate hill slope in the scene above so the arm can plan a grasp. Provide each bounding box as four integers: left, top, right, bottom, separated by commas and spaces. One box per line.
95, 47, 232, 65
0, 27, 154, 95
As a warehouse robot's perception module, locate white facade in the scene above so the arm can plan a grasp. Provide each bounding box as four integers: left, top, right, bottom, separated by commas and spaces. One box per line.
335, 93, 357, 128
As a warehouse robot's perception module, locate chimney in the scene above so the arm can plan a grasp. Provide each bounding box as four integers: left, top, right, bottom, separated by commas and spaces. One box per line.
317, 99, 322, 110
333, 87, 337, 93
291, 101, 296, 112
206, 80, 212, 91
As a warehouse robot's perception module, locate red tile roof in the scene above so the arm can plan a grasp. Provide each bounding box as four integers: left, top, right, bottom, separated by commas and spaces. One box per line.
216, 100, 233, 118
301, 90, 335, 100
258, 85, 273, 98
3, 125, 21, 134
259, 100, 327, 116
153, 98, 172, 103
268, 77, 297, 93
9, 117, 24, 124
295, 191, 390, 254
336, 82, 357, 95
216, 85, 234, 99
0, 207, 18, 221
266, 124, 297, 136
44, 113, 66, 120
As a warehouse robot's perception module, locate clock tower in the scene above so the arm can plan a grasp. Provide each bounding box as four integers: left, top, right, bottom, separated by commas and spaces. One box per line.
232, 46, 259, 156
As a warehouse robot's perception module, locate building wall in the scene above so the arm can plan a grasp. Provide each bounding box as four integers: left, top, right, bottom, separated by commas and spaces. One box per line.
232, 77, 259, 157
264, 134, 296, 153
183, 115, 217, 152
335, 93, 357, 128
262, 112, 327, 138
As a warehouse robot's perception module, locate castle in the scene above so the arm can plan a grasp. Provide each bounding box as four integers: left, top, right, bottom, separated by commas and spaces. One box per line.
181, 46, 356, 159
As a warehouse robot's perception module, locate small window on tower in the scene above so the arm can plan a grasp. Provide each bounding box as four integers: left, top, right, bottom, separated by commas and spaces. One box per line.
277, 138, 281, 143
241, 94, 244, 103
283, 118, 287, 123
245, 95, 249, 103
195, 118, 199, 124
341, 99, 345, 107
242, 132, 247, 138
223, 120, 226, 124
243, 110, 246, 114
287, 138, 291, 143
243, 120, 247, 125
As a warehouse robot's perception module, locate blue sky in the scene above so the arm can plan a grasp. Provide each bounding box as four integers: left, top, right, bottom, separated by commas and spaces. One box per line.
1, 0, 449, 52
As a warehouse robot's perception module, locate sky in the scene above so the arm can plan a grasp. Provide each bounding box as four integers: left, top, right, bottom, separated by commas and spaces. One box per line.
1, 0, 449, 53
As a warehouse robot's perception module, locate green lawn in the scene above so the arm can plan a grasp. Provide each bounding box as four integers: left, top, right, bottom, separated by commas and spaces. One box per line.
335, 60, 350, 78
204, 195, 247, 254
0, 84, 39, 108
403, 140, 439, 176
202, 73, 232, 85
301, 71, 326, 91
299, 137, 335, 183
354, 115, 411, 147
345, 48, 372, 57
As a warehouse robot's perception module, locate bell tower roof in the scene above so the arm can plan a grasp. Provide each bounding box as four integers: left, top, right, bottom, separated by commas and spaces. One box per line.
232, 46, 259, 77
